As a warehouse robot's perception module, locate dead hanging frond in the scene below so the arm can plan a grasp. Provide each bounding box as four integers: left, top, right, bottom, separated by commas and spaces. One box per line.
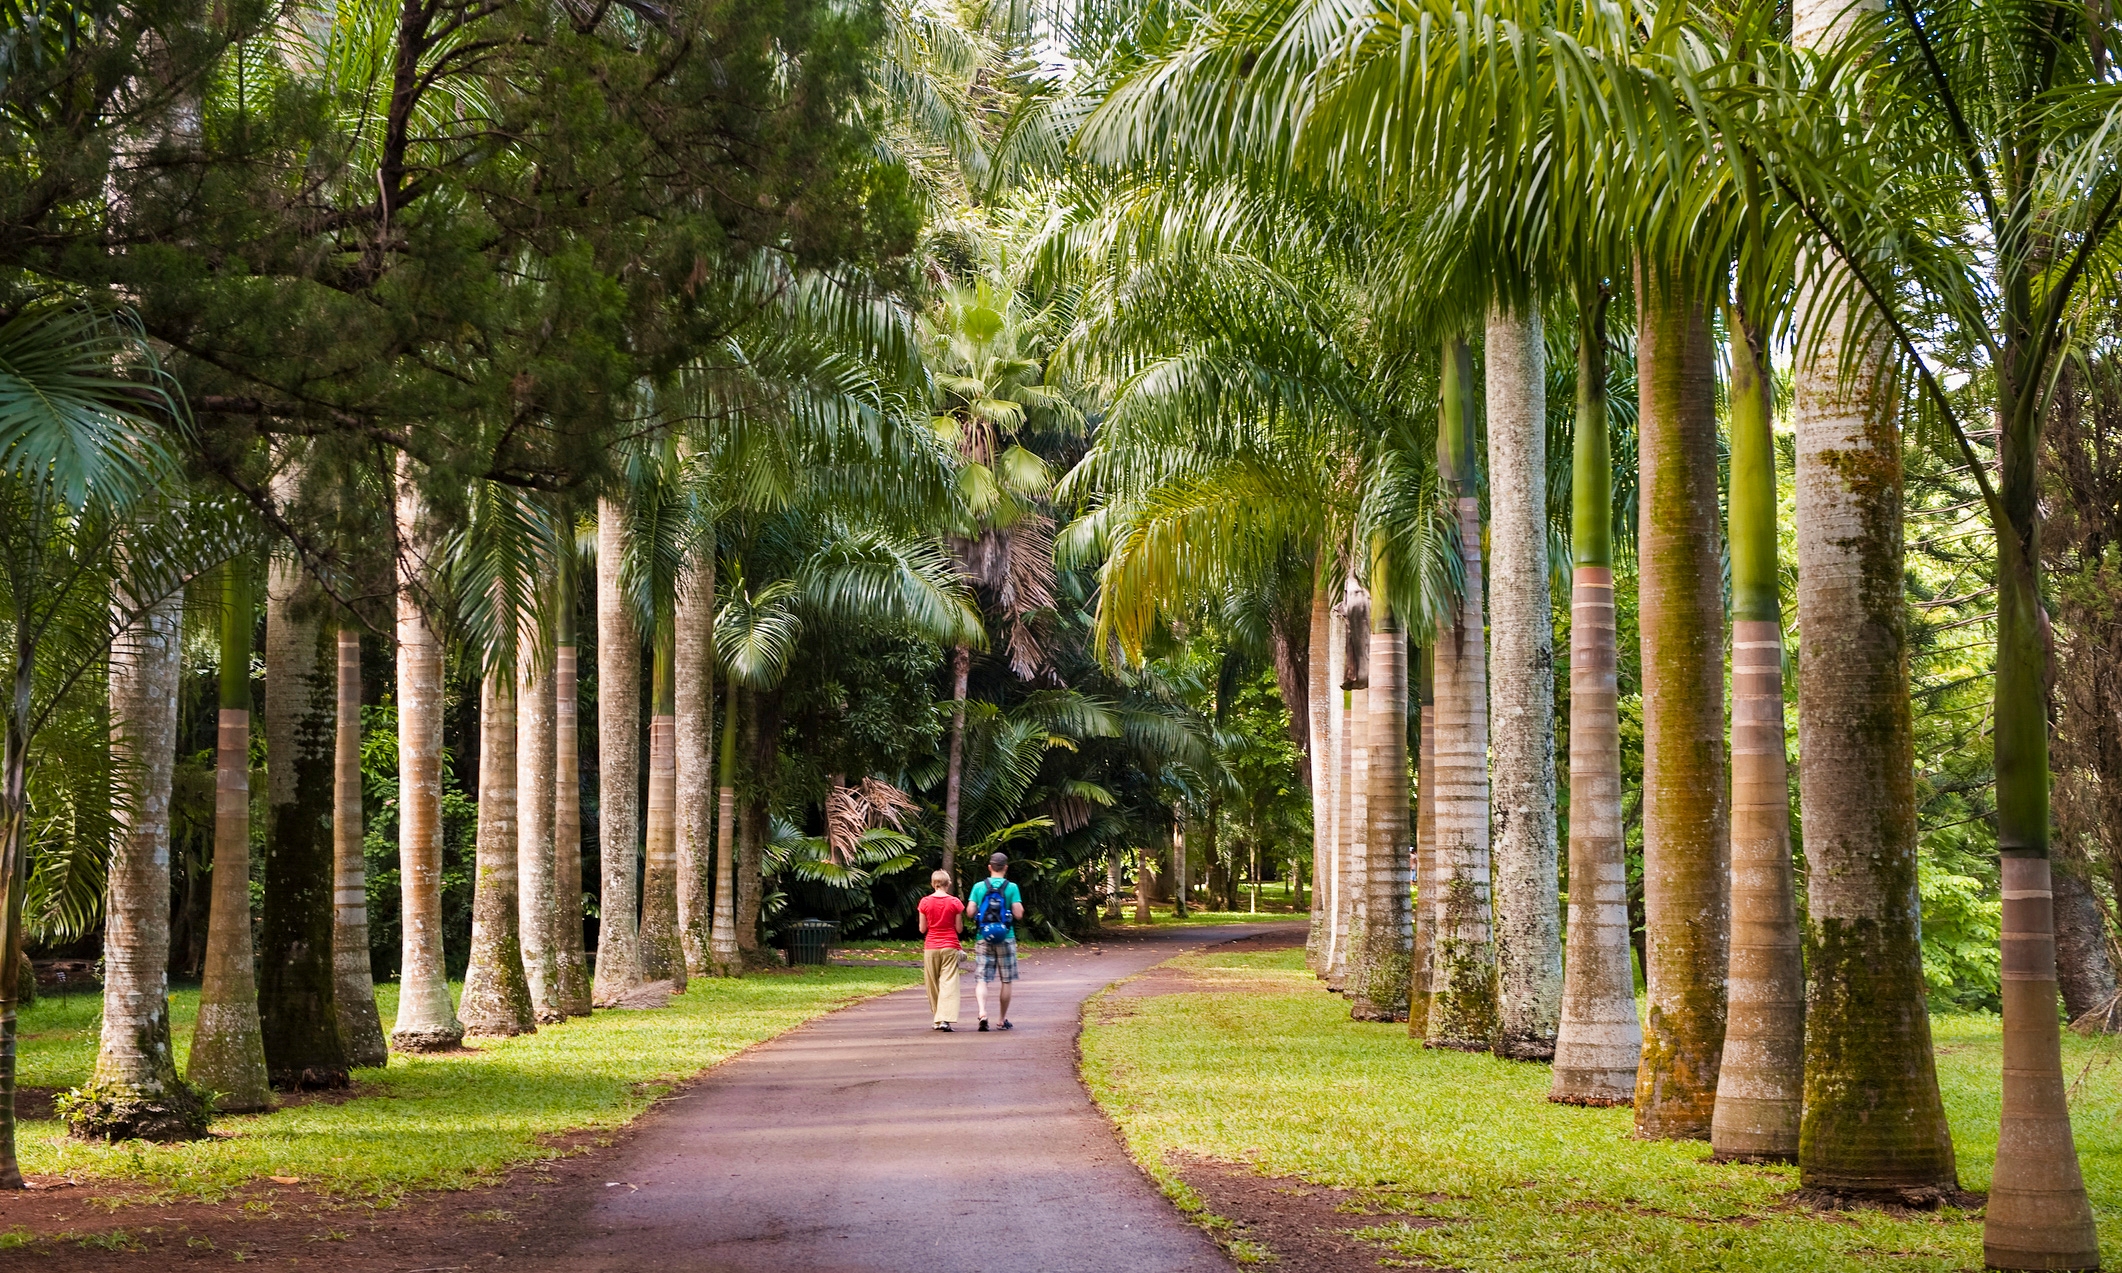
824, 776, 921, 864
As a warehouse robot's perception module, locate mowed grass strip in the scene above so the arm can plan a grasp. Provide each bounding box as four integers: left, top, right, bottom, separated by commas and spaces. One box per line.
14, 965, 918, 1201
1079, 945, 2122, 1273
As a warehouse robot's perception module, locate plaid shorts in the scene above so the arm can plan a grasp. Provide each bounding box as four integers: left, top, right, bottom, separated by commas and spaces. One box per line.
972, 938, 1018, 983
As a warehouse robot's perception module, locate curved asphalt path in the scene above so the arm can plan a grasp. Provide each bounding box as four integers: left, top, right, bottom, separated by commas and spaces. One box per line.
528, 922, 1300, 1273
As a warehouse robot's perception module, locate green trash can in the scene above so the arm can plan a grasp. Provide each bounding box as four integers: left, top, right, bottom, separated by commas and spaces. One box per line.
787, 919, 838, 966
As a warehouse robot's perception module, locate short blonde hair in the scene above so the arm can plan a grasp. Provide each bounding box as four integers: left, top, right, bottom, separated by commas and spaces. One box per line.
930, 869, 952, 888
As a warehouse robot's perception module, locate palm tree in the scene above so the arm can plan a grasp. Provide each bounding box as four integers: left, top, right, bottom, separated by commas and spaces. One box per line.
186, 558, 273, 1112
1337, 575, 1370, 997
1304, 585, 1332, 970
591, 497, 646, 1005
1631, 270, 1728, 1140
391, 461, 464, 1052
1550, 291, 1643, 1105
640, 622, 686, 987
675, 547, 717, 977
1350, 549, 1410, 1021
1487, 303, 1562, 1061
458, 660, 534, 1037
1409, 651, 1438, 1036
333, 627, 388, 1066
258, 545, 350, 1089
517, 595, 563, 1024
552, 549, 593, 1014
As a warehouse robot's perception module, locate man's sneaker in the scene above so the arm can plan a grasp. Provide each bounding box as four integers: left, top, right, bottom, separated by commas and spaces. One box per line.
937, 1022, 953, 1032
978, 1018, 990, 1032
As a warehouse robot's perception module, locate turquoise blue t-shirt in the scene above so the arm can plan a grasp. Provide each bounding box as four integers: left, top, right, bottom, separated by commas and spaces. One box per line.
967, 878, 1022, 940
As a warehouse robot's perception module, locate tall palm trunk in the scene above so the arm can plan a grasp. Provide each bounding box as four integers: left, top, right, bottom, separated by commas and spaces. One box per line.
1410, 665, 1438, 1036
82, 588, 207, 1141
392, 466, 464, 1051
1427, 337, 1499, 1050
942, 645, 970, 885
1350, 568, 1410, 1023
1710, 294, 1803, 1162
1172, 814, 1189, 918
1305, 583, 1333, 971
460, 669, 534, 1036
1551, 295, 1643, 1105
639, 624, 686, 987
1337, 588, 1370, 995
1632, 270, 1728, 1139
517, 608, 562, 1024
735, 688, 781, 954
332, 629, 387, 1067
674, 550, 715, 976
1488, 304, 1562, 1061
188, 560, 272, 1111
552, 553, 592, 1015
258, 556, 349, 1089
1321, 599, 1346, 980
709, 671, 742, 975
591, 499, 644, 1004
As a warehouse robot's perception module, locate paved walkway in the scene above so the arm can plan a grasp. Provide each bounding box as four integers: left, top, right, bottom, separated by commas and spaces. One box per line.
530, 922, 1301, 1273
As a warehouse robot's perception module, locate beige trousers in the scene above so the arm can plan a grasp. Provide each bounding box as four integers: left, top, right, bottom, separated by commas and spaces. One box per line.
924, 947, 962, 1023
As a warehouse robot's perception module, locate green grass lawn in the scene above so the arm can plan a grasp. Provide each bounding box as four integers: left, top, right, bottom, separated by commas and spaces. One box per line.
1081, 945, 2122, 1272
14, 964, 917, 1202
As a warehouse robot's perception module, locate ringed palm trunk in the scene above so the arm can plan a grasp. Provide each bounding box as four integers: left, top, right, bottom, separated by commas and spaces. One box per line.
459, 668, 535, 1037
552, 554, 592, 1015
392, 465, 464, 1051
1487, 304, 1562, 1061
1551, 295, 1644, 1105
332, 629, 388, 1067
517, 610, 562, 1024
639, 623, 686, 987
709, 671, 742, 975
674, 551, 715, 977
1427, 337, 1499, 1050
1710, 297, 1804, 1162
1321, 598, 1346, 980
591, 499, 644, 1004
1305, 583, 1333, 972
942, 645, 970, 885
258, 555, 349, 1089
1633, 270, 1729, 1140
1410, 659, 1438, 1036
1350, 571, 1410, 1024
735, 688, 782, 954
1337, 593, 1370, 996
187, 560, 272, 1111
1172, 814, 1189, 918
82, 587, 207, 1140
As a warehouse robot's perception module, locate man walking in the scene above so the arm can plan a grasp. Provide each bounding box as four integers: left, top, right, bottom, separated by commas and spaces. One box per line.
967, 852, 1023, 1031
916, 870, 965, 1031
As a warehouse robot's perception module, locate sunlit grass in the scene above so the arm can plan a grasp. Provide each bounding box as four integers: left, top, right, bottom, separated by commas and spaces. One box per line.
15, 965, 916, 1201
1081, 946, 2122, 1272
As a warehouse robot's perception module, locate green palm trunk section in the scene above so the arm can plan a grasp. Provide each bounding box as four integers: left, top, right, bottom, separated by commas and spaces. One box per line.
258, 559, 350, 1089
1350, 540, 1411, 1024
709, 672, 742, 975
551, 557, 593, 1015
1427, 336, 1499, 1049
459, 668, 534, 1038
1709, 299, 1804, 1163
640, 624, 686, 987
1551, 297, 1643, 1105
1983, 274, 2097, 1261
188, 560, 273, 1112
1632, 273, 1728, 1140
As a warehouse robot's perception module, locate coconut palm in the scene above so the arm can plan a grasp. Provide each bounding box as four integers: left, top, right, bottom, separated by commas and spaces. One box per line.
186, 557, 273, 1111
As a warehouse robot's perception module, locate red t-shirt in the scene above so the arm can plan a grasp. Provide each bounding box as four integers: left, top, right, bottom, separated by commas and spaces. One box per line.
918, 894, 965, 950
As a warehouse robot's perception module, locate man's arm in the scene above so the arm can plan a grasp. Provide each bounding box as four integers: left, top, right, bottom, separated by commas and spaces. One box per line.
1011, 884, 1024, 921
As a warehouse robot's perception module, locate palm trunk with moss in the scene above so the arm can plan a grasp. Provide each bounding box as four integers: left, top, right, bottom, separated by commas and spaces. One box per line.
1550, 295, 1643, 1105
332, 629, 388, 1066
392, 465, 465, 1052
942, 645, 970, 885
1338, 587, 1370, 996
1322, 598, 1346, 980
188, 560, 273, 1111
1632, 272, 1729, 1139
709, 670, 742, 975
1427, 337, 1498, 1049
1488, 303, 1562, 1062
1710, 289, 1803, 1162
1350, 549, 1410, 1022
517, 609, 562, 1024
258, 556, 349, 1089
76, 588, 208, 1142
460, 668, 534, 1037
1410, 655, 1438, 1036
1306, 583, 1333, 971
675, 551, 716, 976
552, 553, 592, 1015
591, 500, 644, 1004
639, 622, 686, 987
735, 688, 781, 956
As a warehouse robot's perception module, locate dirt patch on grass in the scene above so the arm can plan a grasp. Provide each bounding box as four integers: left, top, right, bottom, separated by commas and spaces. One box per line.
1169, 1154, 1445, 1272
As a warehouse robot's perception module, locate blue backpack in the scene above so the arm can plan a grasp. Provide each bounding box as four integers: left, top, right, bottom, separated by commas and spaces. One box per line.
976, 881, 1014, 942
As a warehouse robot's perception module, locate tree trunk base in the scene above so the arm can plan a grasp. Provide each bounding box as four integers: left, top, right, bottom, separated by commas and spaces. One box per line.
59, 1079, 212, 1143
1549, 1093, 1632, 1108
1493, 1035, 1557, 1062
390, 1026, 465, 1053
268, 1066, 350, 1093
1423, 1037, 1493, 1054
1790, 1185, 1984, 1213
2069, 991, 2122, 1035
1712, 1149, 1797, 1166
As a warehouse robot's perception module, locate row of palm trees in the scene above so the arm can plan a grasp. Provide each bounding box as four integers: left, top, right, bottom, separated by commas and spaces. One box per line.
1041, 0, 2115, 1265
